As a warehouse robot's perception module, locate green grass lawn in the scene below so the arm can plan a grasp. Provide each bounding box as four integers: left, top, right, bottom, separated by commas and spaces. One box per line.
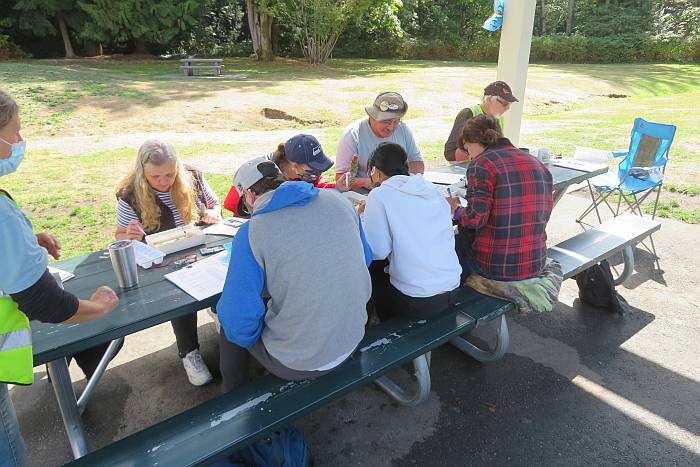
0, 58, 698, 258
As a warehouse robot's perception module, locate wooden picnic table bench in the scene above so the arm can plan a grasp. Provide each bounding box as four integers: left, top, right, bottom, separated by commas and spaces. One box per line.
180, 58, 224, 76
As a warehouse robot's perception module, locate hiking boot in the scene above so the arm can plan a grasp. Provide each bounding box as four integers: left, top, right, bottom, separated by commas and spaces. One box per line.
182, 349, 213, 386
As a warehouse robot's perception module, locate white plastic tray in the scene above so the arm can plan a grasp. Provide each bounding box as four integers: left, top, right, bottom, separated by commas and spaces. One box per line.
145, 224, 206, 255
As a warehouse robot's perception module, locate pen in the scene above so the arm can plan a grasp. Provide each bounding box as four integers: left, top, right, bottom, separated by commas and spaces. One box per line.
447, 188, 452, 197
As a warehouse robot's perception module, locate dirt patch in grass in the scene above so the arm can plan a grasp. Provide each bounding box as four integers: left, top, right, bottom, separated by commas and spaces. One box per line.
262, 107, 330, 125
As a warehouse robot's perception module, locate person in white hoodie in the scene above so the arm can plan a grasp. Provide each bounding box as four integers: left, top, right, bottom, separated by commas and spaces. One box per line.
362, 142, 462, 319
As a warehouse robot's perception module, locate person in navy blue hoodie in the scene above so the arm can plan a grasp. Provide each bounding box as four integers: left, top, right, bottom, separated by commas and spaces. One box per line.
216, 157, 373, 391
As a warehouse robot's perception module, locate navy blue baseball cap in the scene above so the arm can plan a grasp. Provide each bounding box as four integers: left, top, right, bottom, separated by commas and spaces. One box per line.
284, 134, 333, 174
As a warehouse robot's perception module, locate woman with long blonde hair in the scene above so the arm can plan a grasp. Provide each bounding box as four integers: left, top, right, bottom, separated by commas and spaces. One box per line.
115, 139, 221, 386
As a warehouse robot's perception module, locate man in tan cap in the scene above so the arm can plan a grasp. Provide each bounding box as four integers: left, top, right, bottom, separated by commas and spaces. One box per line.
336, 91, 424, 190
444, 80, 518, 162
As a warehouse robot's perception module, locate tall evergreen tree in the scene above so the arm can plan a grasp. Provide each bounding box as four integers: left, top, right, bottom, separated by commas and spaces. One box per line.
14, 0, 83, 57
79, 0, 203, 54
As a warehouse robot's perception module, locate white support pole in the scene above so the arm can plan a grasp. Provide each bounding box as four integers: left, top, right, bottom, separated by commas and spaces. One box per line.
496, 0, 537, 146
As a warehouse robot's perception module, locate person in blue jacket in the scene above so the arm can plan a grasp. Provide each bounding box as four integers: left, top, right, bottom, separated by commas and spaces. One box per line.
216, 157, 372, 391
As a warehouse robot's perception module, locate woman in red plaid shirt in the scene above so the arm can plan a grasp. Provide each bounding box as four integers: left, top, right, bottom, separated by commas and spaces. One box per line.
449, 115, 554, 282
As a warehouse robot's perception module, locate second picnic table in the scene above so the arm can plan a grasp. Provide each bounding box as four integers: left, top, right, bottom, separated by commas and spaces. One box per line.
180, 58, 223, 76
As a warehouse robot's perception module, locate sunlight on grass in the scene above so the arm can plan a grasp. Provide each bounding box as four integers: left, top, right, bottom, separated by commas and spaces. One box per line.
1, 58, 698, 258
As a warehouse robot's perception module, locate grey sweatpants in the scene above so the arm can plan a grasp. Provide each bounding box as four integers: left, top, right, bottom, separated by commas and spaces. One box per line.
218, 330, 333, 393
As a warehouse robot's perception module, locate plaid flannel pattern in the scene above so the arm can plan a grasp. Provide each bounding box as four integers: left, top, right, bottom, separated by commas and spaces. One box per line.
456, 141, 553, 280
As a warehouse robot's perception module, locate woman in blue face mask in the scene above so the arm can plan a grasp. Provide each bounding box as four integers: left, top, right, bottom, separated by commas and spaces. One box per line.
0, 89, 120, 466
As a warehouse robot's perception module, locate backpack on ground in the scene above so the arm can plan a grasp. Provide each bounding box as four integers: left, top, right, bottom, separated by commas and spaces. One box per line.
212, 426, 310, 467
575, 259, 629, 314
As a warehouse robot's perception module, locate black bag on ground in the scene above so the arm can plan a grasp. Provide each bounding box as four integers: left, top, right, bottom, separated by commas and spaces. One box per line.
575, 260, 629, 314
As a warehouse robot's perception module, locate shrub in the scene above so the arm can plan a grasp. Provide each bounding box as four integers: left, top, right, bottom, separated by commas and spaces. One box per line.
0, 34, 27, 60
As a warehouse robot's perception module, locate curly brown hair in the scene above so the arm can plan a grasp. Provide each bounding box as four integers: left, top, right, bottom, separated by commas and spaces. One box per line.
461, 115, 503, 148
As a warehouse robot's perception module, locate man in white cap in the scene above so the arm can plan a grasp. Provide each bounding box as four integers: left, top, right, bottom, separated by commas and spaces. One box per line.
444, 80, 519, 162
216, 157, 372, 391
335, 91, 424, 190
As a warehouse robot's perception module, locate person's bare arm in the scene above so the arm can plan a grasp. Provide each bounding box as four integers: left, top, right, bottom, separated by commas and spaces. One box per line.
115, 220, 145, 241
409, 160, 425, 174
62, 286, 119, 323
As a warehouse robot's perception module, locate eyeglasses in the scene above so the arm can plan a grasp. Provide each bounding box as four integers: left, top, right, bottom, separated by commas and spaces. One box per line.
497, 98, 511, 108
379, 117, 401, 126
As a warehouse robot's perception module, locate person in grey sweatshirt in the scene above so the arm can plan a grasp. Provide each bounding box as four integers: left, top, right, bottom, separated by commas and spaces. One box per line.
362, 143, 462, 320
216, 157, 373, 391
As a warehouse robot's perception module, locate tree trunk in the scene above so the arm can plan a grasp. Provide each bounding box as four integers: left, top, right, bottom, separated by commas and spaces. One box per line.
246, 0, 274, 61
540, 0, 546, 34
56, 13, 76, 58
566, 0, 575, 35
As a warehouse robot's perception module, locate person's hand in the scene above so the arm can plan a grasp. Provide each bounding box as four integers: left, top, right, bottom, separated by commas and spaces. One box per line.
125, 219, 146, 241
336, 172, 353, 192
89, 286, 119, 315
201, 209, 222, 224
455, 148, 471, 162
36, 233, 61, 259
353, 177, 374, 191
356, 200, 366, 215
446, 196, 461, 216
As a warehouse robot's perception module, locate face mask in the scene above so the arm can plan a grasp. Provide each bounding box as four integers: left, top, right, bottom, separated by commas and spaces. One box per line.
0, 139, 26, 177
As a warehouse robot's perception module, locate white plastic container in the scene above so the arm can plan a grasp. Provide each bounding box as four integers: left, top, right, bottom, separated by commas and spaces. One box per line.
145, 224, 206, 255
131, 240, 166, 269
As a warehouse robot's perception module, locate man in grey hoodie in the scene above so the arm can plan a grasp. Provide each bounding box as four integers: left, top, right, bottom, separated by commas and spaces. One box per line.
216, 157, 373, 391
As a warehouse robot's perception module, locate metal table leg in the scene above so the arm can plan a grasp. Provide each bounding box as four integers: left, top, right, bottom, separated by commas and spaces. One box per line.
375, 353, 431, 407
450, 314, 509, 362
47, 359, 88, 458
77, 337, 123, 414
612, 245, 635, 286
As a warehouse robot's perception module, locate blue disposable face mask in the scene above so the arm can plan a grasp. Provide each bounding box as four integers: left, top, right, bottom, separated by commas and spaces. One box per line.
0, 138, 26, 177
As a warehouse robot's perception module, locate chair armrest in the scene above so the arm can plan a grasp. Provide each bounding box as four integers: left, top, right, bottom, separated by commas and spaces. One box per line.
609, 150, 628, 158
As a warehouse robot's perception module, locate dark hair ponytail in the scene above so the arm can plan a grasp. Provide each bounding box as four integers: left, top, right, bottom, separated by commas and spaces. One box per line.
368, 142, 409, 177
271, 143, 287, 165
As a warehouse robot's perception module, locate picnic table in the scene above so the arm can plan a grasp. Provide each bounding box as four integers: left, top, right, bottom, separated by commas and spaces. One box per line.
31, 235, 231, 458
31, 159, 610, 460
430, 158, 608, 205
180, 58, 223, 76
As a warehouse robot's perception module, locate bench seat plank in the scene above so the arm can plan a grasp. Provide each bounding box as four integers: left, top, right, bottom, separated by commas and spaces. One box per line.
548, 214, 660, 279
68, 290, 511, 466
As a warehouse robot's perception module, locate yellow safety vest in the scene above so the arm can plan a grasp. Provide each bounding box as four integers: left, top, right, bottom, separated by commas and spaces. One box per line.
470, 103, 506, 132
0, 190, 34, 385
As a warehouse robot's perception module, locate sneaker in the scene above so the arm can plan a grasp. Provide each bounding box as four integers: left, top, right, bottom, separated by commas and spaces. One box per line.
182, 349, 214, 386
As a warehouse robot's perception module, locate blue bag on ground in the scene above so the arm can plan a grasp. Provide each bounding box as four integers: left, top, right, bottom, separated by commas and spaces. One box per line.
211, 426, 310, 467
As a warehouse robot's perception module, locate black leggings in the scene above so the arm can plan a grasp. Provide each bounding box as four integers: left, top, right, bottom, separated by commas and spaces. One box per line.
368, 260, 455, 321
171, 313, 199, 358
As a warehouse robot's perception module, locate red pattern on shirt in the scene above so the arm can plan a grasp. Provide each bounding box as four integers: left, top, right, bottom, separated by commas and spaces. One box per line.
456, 140, 553, 280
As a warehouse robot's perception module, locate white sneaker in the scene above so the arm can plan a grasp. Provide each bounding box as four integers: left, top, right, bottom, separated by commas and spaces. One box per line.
182, 349, 214, 386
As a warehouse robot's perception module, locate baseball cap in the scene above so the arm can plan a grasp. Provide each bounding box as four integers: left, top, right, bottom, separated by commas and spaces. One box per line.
284, 134, 333, 174
484, 81, 519, 103
233, 157, 281, 191
365, 92, 408, 121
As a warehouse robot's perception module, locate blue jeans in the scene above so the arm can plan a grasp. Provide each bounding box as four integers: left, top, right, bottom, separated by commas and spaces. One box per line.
0, 383, 25, 466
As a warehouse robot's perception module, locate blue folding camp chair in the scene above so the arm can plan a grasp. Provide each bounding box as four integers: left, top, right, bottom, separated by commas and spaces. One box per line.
576, 117, 676, 267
